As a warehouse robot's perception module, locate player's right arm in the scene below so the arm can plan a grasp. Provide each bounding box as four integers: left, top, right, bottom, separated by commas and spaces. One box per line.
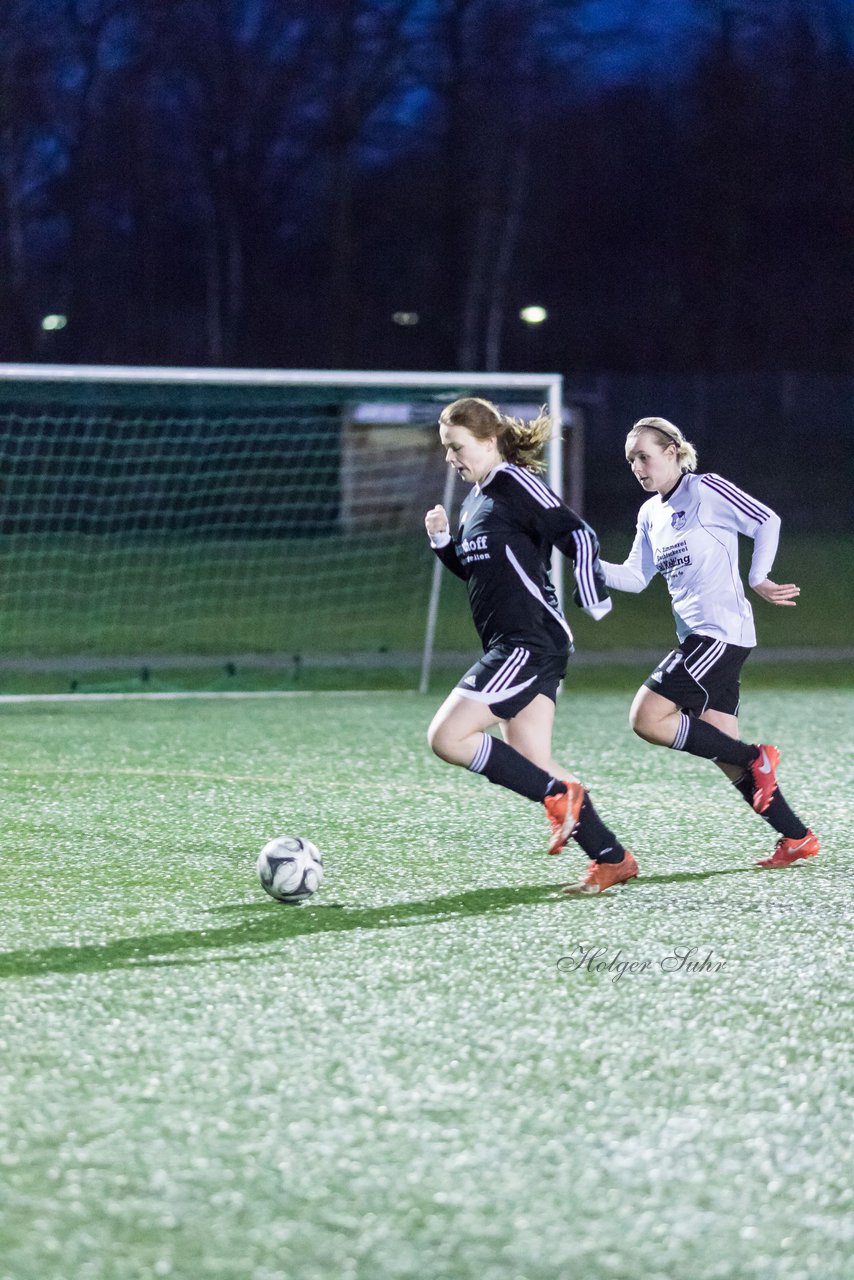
425, 504, 449, 540
600, 516, 656, 593
425, 505, 466, 579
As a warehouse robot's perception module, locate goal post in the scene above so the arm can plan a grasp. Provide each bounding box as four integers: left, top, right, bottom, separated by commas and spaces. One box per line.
0, 365, 575, 692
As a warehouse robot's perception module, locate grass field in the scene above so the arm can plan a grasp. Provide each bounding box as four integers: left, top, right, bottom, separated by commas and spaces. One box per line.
1, 686, 851, 1280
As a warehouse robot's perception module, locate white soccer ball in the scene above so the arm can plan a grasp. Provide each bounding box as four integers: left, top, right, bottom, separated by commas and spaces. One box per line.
256, 835, 324, 904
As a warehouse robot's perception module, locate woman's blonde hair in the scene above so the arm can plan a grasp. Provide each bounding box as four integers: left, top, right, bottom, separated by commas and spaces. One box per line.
626, 416, 698, 473
438, 396, 552, 473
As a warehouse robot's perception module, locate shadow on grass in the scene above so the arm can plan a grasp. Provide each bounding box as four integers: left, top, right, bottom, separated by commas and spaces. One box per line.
1, 880, 573, 978
2, 865, 766, 979
639, 867, 755, 885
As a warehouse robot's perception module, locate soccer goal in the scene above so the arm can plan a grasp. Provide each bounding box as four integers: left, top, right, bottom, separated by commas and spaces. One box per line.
0, 365, 577, 693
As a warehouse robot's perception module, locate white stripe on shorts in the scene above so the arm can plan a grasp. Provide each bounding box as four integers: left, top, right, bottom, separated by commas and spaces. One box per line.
457, 671, 538, 706
459, 646, 553, 708
482, 646, 530, 694
685, 639, 726, 685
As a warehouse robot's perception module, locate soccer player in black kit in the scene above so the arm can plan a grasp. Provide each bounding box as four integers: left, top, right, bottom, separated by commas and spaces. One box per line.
425, 396, 638, 895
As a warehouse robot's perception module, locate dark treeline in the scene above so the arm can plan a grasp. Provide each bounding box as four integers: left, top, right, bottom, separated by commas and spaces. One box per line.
0, 0, 851, 374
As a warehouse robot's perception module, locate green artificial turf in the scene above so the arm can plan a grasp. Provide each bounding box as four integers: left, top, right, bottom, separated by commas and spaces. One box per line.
1, 689, 851, 1280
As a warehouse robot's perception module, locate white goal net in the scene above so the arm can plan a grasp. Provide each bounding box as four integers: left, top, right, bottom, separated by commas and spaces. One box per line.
0, 366, 571, 693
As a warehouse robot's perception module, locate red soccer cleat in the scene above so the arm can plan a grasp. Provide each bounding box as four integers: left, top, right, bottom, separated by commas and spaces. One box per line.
756, 830, 820, 868
543, 782, 585, 855
562, 851, 639, 896
749, 743, 780, 813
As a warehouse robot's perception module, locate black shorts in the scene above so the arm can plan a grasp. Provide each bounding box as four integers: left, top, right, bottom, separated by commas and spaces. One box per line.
644, 634, 752, 716
455, 644, 568, 720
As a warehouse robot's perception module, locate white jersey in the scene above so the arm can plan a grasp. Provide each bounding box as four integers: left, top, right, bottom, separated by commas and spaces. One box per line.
601, 472, 781, 647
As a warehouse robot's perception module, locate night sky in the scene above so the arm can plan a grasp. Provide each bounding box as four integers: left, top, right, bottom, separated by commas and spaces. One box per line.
0, 0, 850, 375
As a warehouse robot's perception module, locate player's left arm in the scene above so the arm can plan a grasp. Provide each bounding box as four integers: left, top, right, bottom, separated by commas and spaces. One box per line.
700, 474, 799, 608
747, 506, 799, 606
505, 469, 612, 618
536, 501, 613, 618
563, 519, 613, 619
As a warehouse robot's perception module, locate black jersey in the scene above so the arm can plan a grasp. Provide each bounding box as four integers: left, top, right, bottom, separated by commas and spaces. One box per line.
432, 463, 611, 653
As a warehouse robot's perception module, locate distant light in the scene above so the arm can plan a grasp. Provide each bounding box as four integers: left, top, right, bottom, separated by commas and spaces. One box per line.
41, 314, 67, 331
520, 305, 547, 325
392, 311, 419, 326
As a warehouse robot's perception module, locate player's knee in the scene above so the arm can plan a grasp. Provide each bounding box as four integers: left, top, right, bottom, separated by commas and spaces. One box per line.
427, 719, 453, 761
628, 701, 644, 735
629, 702, 657, 742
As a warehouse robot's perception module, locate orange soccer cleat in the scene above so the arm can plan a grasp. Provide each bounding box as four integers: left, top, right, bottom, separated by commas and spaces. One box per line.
543, 782, 585, 856
749, 743, 780, 813
756, 830, 820, 868
562, 851, 639, 896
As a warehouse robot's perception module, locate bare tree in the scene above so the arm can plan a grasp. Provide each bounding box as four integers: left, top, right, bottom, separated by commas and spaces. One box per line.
0, 0, 107, 357
431, 0, 646, 370
0, 2, 39, 355
137, 0, 329, 362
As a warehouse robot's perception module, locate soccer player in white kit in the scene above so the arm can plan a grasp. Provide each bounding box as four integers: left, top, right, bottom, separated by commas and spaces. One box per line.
600, 417, 818, 869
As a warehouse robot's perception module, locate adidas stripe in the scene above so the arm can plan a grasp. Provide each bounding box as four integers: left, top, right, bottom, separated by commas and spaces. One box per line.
701, 474, 771, 524
505, 465, 560, 509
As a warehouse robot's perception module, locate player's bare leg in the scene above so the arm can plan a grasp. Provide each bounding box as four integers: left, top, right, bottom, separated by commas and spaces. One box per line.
629, 686, 688, 746
427, 692, 569, 815
630, 686, 779, 810
499, 694, 584, 855
428, 690, 499, 767
428, 690, 634, 876
499, 693, 578, 783
501, 695, 634, 875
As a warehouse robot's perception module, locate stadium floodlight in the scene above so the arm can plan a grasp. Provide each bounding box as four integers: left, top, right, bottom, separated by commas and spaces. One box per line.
40, 314, 68, 331
391, 312, 420, 325
519, 305, 548, 325
0, 365, 578, 694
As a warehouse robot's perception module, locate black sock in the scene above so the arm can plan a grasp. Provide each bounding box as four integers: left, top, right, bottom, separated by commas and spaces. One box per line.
573, 792, 626, 863
469, 733, 561, 802
732, 772, 808, 840
672, 712, 757, 769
